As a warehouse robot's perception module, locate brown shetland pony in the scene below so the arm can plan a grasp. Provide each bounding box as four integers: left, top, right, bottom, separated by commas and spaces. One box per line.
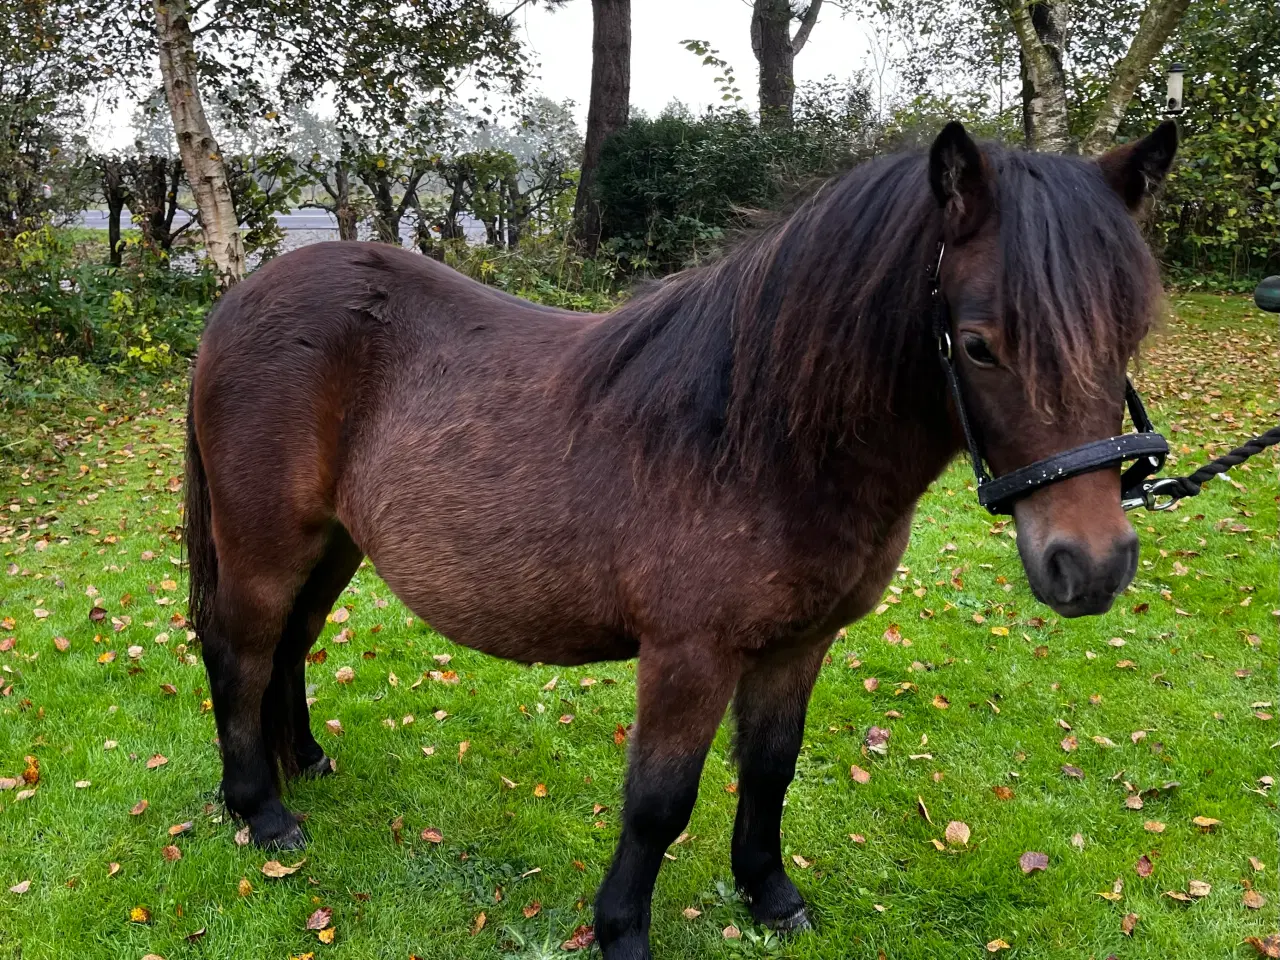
185, 122, 1177, 959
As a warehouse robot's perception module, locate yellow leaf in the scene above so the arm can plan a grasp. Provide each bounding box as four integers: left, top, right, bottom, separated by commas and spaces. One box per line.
317, 927, 335, 944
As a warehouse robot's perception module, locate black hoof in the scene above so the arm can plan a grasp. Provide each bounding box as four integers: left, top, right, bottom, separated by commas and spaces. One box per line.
763, 905, 812, 934
300, 755, 336, 778
255, 820, 306, 850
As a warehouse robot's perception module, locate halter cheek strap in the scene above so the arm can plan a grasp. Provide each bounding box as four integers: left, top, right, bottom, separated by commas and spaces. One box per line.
930, 243, 1169, 517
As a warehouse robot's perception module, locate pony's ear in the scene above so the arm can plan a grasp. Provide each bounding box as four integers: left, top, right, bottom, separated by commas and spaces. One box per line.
929, 121, 992, 242
1096, 120, 1178, 213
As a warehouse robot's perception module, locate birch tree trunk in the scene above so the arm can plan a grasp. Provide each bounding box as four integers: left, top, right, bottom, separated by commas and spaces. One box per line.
1009, 0, 1073, 152
153, 0, 245, 287
1080, 0, 1191, 155
572, 0, 630, 256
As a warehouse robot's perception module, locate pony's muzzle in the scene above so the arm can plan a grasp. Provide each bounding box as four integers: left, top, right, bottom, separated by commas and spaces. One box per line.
1026, 530, 1138, 617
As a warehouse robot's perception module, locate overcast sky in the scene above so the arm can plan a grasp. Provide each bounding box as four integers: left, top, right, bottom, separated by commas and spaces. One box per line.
87, 0, 888, 148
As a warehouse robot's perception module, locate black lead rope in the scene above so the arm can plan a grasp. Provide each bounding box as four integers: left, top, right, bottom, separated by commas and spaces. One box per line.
1127, 425, 1280, 511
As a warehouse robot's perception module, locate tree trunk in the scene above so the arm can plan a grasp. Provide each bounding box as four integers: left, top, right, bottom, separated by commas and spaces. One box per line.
505, 173, 527, 248
334, 163, 358, 241
1080, 0, 1191, 155
1009, 0, 1073, 152
153, 0, 245, 287
100, 157, 127, 267
573, 0, 630, 256
751, 0, 822, 130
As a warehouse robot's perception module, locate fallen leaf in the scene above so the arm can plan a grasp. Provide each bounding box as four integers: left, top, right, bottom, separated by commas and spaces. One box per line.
235, 826, 251, 846
1191, 815, 1220, 831
107, 862, 121, 877
1144, 820, 1166, 833
168, 821, 192, 836
865, 726, 891, 755
1061, 735, 1078, 752
864, 677, 880, 692
130, 799, 149, 816
533, 783, 547, 797
562, 925, 595, 950
1062, 764, 1084, 780
318, 926, 336, 944
932, 694, 950, 710
161, 845, 182, 862
330, 608, 349, 624
986, 939, 1011, 952
306, 907, 333, 930
1163, 890, 1192, 903
722, 925, 741, 940
992, 785, 1014, 801
334, 666, 354, 684
791, 853, 811, 869
1243, 890, 1267, 910
1135, 854, 1153, 877
145, 754, 168, 770
1188, 879, 1211, 897
1122, 913, 1139, 936
238, 878, 253, 896
130, 905, 151, 924
421, 828, 443, 843
850, 764, 871, 784
1245, 935, 1280, 958
325, 719, 343, 736
1071, 833, 1085, 851
682, 907, 701, 919
8, 881, 30, 895
944, 821, 970, 847
522, 901, 541, 919
261, 859, 305, 878
1250, 857, 1265, 872
917, 796, 932, 824
1124, 795, 1144, 810
53, 636, 70, 652
1019, 851, 1048, 874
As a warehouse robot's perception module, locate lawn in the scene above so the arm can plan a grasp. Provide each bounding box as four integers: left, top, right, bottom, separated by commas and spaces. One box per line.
0, 292, 1276, 960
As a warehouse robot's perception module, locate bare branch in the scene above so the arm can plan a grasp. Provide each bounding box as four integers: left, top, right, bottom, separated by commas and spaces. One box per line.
790, 0, 823, 55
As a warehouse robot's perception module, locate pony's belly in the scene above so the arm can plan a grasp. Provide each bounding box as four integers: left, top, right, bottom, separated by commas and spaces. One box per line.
405, 606, 638, 667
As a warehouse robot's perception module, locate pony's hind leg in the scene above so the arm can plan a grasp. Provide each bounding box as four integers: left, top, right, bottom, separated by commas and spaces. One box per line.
594, 643, 741, 960
202, 571, 308, 849
730, 642, 829, 932
267, 526, 363, 779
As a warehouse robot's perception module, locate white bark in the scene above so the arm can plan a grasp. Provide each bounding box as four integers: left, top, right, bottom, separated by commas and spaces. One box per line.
1081, 0, 1191, 156
1009, 0, 1073, 153
154, 0, 245, 287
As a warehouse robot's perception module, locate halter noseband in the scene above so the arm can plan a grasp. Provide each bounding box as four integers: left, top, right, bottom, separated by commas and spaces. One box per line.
931, 243, 1169, 516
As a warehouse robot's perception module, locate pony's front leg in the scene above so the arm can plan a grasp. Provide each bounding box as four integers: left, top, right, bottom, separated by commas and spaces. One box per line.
730, 641, 829, 932
594, 643, 740, 960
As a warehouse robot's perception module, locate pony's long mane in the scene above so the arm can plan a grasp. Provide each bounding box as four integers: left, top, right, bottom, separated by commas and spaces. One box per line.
566, 143, 1161, 479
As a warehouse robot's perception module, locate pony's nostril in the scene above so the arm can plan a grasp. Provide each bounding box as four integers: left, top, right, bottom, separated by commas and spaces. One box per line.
1044, 542, 1087, 603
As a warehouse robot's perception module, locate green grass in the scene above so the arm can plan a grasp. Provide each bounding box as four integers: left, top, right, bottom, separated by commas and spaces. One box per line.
0, 292, 1276, 959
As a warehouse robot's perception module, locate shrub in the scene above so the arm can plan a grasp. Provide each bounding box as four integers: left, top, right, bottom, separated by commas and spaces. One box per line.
594, 84, 871, 272
0, 227, 214, 373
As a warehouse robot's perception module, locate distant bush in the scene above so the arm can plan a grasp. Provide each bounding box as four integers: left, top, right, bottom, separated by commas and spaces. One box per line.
445, 232, 621, 312
594, 81, 873, 272
0, 227, 214, 375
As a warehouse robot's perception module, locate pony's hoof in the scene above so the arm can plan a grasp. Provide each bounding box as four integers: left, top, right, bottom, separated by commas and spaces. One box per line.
254, 820, 307, 851
764, 905, 812, 935
301, 755, 336, 778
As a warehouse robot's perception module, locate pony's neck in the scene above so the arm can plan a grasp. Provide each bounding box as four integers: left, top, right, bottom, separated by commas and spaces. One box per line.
570, 152, 960, 492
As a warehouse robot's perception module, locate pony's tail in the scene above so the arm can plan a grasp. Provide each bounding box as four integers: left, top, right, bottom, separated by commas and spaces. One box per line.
184, 380, 218, 640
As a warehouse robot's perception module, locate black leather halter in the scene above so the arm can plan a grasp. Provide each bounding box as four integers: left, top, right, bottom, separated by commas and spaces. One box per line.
930, 244, 1169, 516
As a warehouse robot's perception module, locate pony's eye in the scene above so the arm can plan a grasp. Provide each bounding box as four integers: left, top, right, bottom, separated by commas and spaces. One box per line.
962, 335, 998, 367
